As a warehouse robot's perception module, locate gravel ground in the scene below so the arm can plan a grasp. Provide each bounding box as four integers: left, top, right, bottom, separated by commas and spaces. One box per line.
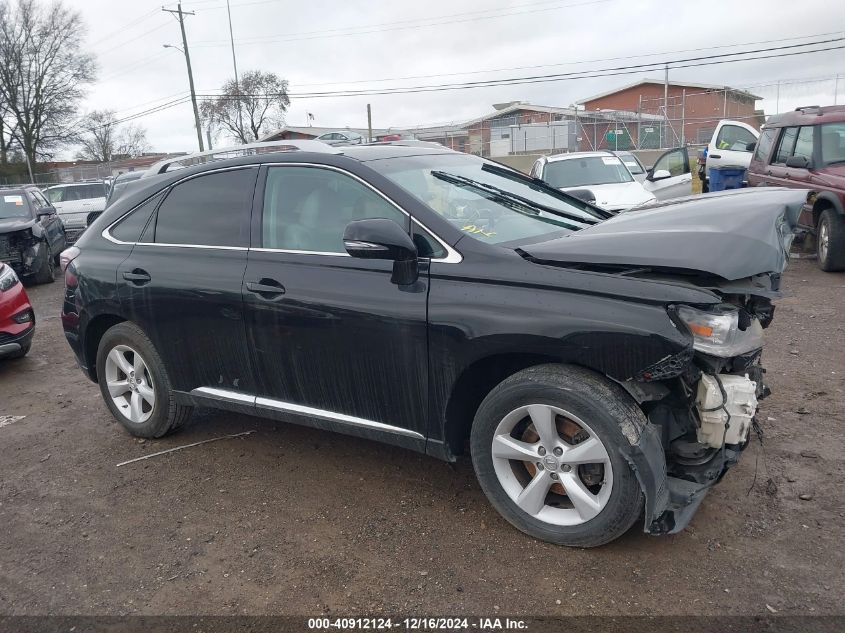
0, 257, 843, 617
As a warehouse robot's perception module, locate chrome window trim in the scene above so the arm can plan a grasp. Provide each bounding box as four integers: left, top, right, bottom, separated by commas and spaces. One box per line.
101, 162, 462, 264
102, 165, 258, 247
262, 162, 462, 264
190, 387, 423, 440
255, 396, 425, 440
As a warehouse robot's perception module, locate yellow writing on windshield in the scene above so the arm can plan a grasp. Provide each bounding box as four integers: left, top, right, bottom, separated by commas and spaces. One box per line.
461, 224, 496, 238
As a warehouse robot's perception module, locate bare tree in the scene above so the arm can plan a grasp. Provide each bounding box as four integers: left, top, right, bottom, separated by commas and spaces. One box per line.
75, 110, 151, 162
115, 123, 151, 158
201, 70, 290, 144
75, 109, 116, 162
0, 0, 96, 165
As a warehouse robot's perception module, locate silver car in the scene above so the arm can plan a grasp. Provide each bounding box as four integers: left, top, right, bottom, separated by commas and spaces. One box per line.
43, 182, 108, 243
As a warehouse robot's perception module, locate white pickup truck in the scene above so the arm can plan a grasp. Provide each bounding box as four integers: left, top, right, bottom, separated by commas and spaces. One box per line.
42, 182, 108, 244
701, 119, 760, 191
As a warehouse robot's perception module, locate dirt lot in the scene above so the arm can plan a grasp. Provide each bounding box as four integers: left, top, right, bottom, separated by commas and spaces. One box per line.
0, 257, 843, 617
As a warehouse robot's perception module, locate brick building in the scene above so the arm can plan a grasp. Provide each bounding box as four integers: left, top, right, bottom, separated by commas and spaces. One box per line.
577, 79, 763, 146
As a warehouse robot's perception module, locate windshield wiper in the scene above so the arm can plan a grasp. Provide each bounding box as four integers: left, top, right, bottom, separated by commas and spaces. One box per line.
480, 163, 612, 220
430, 171, 600, 227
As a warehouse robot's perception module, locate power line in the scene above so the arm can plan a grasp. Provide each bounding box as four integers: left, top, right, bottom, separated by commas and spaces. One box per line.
190, 0, 612, 47
287, 30, 845, 88
195, 37, 845, 99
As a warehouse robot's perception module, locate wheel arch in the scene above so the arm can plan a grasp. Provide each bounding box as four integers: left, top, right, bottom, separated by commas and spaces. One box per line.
441, 353, 632, 459
812, 192, 843, 227
83, 313, 127, 382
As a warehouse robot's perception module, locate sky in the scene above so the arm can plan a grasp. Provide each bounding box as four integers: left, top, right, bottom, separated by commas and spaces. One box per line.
68, 0, 845, 155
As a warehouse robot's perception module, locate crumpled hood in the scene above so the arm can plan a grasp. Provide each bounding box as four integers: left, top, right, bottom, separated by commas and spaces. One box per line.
521, 188, 806, 281
0, 217, 36, 234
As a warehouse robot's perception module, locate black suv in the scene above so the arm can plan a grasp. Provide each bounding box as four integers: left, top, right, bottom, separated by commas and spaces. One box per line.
61, 142, 804, 547
1, 185, 67, 284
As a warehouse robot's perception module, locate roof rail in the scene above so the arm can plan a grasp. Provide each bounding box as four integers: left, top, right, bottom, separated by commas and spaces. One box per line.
794, 105, 822, 114
143, 140, 341, 177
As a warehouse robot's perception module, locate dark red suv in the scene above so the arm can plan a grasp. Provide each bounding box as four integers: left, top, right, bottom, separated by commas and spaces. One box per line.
747, 105, 845, 271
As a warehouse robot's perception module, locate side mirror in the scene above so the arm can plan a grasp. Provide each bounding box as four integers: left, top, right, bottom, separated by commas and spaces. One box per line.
37, 209, 55, 218
649, 169, 672, 181
746, 141, 757, 152
785, 155, 812, 169
566, 188, 596, 204
344, 219, 420, 285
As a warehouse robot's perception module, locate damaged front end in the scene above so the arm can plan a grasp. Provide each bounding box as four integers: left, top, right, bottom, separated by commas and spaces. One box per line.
0, 229, 49, 277
629, 289, 775, 535
519, 188, 807, 535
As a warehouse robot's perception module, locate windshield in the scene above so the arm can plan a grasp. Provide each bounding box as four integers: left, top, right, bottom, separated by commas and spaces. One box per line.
542, 155, 633, 188
1, 193, 30, 219
617, 153, 644, 175
370, 153, 605, 245
821, 122, 845, 166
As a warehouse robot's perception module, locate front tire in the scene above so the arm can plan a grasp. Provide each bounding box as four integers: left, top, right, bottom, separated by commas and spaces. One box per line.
470, 364, 645, 547
817, 209, 845, 272
96, 322, 192, 438
31, 243, 55, 284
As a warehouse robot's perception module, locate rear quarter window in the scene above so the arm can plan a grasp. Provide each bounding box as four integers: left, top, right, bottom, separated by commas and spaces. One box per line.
110, 193, 163, 243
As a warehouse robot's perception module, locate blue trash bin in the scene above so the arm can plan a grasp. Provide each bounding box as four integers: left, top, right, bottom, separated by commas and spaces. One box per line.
709, 165, 746, 192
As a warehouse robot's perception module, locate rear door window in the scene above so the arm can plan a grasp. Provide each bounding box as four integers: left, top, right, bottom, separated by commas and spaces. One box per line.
153, 168, 256, 247
773, 127, 799, 164
793, 126, 815, 162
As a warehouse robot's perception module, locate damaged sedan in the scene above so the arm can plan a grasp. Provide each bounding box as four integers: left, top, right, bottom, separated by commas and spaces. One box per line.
61, 142, 802, 547
1, 186, 66, 284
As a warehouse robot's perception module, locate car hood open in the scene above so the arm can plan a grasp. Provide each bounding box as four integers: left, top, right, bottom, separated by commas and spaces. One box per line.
520, 188, 806, 281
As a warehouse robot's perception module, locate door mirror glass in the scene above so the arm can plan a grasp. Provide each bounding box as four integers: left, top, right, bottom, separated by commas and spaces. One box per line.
343, 218, 417, 261
785, 155, 811, 169
649, 169, 672, 181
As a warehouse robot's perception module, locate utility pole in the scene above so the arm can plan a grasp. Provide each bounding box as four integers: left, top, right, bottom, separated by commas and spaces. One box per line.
681, 88, 686, 146
225, 0, 243, 142
366, 104, 373, 143
663, 62, 669, 149
834, 75, 839, 105
163, 3, 204, 151
775, 81, 780, 114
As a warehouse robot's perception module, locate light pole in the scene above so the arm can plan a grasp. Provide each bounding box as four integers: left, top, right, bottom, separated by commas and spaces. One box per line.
162, 2, 204, 151
225, 0, 243, 142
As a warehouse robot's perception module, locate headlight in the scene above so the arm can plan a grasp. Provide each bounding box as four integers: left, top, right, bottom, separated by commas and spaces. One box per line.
674, 304, 763, 357
0, 265, 19, 292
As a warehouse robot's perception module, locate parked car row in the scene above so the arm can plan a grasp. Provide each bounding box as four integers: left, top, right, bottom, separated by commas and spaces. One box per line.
61, 139, 803, 547
529, 147, 693, 211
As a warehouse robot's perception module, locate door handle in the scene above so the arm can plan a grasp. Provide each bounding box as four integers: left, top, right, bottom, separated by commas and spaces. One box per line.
122, 269, 151, 285
246, 279, 286, 299
709, 154, 721, 159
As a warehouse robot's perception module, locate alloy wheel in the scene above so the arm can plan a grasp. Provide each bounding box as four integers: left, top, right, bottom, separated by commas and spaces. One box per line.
819, 220, 829, 263
104, 344, 156, 424
491, 404, 613, 526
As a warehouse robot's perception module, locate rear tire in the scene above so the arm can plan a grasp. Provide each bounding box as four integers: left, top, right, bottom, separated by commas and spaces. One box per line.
96, 322, 192, 438
470, 364, 645, 547
817, 209, 845, 271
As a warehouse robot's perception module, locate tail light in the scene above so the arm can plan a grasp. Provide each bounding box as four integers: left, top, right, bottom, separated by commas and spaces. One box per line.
59, 246, 80, 274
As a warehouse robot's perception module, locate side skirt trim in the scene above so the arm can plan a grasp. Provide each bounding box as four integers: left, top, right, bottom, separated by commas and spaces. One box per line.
189, 387, 424, 440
